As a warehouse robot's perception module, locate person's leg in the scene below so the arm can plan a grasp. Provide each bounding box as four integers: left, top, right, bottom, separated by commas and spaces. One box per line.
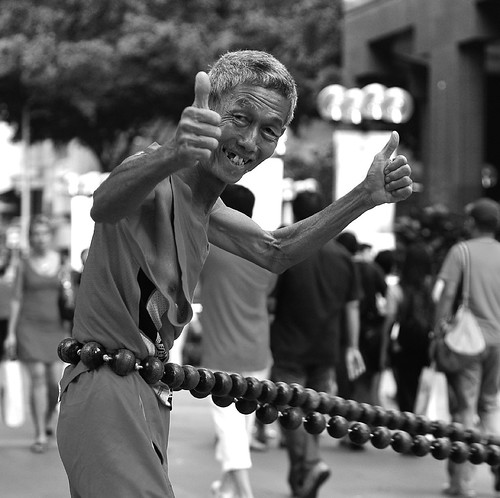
301, 365, 334, 469
283, 365, 333, 498
211, 400, 253, 498
446, 360, 481, 494
271, 362, 307, 496
477, 344, 500, 435
476, 344, 500, 492
25, 361, 49, 450
394, 357, 421, 412
45, 361, 64, 434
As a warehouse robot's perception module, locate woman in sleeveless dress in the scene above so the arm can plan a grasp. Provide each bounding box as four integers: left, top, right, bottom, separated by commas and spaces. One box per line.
5, 215, 69, 453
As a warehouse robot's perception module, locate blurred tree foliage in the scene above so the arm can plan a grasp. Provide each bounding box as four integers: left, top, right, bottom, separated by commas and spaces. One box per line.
0, 0, 342, 171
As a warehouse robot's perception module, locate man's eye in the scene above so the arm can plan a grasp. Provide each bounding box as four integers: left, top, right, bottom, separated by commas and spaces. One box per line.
263, 128, 279, 140
233, 114, 248, 123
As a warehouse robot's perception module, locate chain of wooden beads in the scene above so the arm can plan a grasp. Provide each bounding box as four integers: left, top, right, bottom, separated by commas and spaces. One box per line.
57, 338, 500, 467
160, 363, 500, 467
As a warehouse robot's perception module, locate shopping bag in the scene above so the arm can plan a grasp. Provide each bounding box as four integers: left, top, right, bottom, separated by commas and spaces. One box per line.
0, 360, 25, 427
414, 365, 450, 422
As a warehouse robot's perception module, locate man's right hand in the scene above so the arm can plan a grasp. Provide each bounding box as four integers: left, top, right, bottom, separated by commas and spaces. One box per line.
170, 71, 222, 166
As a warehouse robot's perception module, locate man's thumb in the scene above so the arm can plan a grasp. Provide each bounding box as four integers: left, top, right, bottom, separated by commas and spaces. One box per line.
193, 71, 211, 109
380, 131, 399, 159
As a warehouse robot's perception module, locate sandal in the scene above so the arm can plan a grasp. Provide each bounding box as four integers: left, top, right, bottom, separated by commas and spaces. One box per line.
30, 441, 47, 454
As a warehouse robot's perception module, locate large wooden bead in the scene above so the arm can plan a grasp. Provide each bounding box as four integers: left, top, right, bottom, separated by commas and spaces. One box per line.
211, 394, 234, 408
289, 383, 308, 407
326, 416, 349, 439
430, 437, 452, 460
274, 382, 293, 406
317, 392, 335, 414
400, 411, 419, 435
180, 365, 200, 391
464, 428, 482, 445
390, 430, 413, 454
449, 442, 469, 464
229, 373, 248, 398
257, 380, 278, 404
303, 412, 326, 435
256, 404, 279, 424
109, 349, 136, 376
328, 396, 349, 417
194, 368, 216, 395
468, 442, 487, 465
57, 338, 82, 365
448, 422, 466, 442
372, 406, 389, 427
358, 403, 377, 425
235, 398, 258, 415
430, 420, 449, 438
344, 400, 362, 421
385, 409, 403, 430
486, 445, 500, 467
348, 422, 371, 446
211, 371, 233, 397
79, 341, 106, 369
140, 356, 164, 384
411, 435, 431, 457
162, 363, 185, 389
415, 415, 432, 435
371, 426, 392, 449
190, 389, 210, 399
243, 377, 263, 400
302, 389, 321, 413
279, 407, 303, 431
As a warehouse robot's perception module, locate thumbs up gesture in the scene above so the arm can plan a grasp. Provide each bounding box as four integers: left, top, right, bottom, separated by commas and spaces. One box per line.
172, 71, 221, 167
363, 131, 413, 206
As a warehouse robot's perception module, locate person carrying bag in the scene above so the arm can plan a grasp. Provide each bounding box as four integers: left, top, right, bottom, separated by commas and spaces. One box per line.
433, 198, 500, 497
432, 242, 485, 374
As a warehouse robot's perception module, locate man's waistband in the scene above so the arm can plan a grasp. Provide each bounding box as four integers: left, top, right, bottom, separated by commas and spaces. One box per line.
57, 337, 173, 408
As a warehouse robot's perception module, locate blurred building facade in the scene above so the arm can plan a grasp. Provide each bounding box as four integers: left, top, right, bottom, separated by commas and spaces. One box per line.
343, 0, 500, 213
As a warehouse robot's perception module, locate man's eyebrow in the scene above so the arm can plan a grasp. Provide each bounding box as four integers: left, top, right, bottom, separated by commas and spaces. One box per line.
233, 96, 254, 109
230, 96, 286, 129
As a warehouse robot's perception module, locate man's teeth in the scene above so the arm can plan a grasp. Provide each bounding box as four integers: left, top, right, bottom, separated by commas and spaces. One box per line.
226, 151, 247, 166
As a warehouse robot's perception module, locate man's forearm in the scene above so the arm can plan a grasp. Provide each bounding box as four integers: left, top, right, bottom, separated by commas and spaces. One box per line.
91, 144, 181, 224
269, 184, 374, 272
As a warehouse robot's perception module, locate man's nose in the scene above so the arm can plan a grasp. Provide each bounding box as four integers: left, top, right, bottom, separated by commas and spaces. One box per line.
237, 126, 259, 152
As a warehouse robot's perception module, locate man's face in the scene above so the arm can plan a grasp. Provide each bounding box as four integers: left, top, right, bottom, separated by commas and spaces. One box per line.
205, 84, 289, 183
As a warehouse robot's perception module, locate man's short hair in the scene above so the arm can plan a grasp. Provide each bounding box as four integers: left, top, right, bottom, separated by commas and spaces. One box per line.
221, 184, 255, 218
466, 197, 500, 232
208, 50, 297, 127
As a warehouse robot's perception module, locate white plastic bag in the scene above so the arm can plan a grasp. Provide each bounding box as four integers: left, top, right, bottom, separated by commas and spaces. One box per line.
1, 360, 25, 427
415, 365, 450, 422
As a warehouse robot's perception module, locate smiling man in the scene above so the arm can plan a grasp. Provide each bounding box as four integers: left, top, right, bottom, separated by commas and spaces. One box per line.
56, 50, 412, 498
